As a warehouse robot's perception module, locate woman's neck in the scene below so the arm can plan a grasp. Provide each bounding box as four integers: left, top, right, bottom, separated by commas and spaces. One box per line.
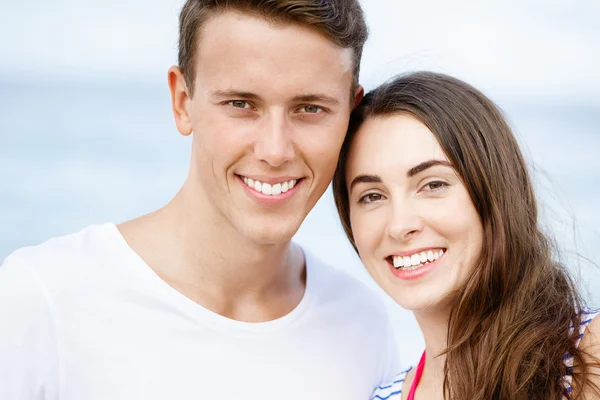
412, 307, 451, 398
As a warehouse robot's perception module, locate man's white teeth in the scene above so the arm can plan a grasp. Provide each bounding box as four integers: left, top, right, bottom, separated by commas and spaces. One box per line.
392, 249, 445, 269
242, 176, 297, 196
262, 183, 272, 195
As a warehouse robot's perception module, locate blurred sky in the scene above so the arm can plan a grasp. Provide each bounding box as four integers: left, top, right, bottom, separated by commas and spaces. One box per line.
2, 0, 599, 101
1, 0, 599, 367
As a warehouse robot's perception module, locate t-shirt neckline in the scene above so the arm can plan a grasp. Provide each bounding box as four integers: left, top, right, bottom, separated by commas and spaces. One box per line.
102, 222, 316, 334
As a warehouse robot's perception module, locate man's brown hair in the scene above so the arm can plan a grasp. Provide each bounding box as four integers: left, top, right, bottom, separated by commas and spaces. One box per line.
177, 0, 368, 96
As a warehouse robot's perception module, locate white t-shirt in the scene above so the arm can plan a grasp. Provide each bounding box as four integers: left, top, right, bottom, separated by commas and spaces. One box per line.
0, 224, 399, 400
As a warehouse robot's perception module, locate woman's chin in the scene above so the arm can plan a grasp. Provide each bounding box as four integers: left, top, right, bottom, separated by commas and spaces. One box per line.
391, 292, 454, 314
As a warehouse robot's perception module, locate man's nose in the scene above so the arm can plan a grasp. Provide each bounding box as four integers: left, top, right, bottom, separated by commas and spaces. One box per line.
254, 114, 295, 168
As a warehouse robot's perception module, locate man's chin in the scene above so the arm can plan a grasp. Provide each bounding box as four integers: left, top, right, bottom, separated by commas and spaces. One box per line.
243, 224, 300, 246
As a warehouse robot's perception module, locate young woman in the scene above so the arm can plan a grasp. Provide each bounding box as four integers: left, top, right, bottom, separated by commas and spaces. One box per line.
332, 72, 600, 399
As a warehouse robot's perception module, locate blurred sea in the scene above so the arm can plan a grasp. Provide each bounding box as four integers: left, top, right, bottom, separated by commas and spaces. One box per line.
1, 77, 599, 365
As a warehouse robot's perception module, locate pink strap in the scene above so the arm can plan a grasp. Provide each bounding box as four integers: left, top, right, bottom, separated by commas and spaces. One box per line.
407, 351, 426, 400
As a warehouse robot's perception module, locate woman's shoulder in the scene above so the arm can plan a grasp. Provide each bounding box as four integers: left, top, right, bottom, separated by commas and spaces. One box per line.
371, 366, 413, 400
564, 310, 599, 364
575, 310, 599, 336
563, 310, 600, 395
568, 310, 600, 350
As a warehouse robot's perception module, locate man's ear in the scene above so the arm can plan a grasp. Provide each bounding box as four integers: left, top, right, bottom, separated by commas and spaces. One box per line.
353, 84, 365, 110
168, 66, 193, 137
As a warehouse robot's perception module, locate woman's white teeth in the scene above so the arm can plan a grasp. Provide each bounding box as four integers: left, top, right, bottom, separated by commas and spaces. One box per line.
242, 176, 296, 196
410, 254, 420, 266
392, 249, 444, 269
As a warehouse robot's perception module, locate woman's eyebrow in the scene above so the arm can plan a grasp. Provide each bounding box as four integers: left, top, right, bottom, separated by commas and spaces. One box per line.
349, 174, 381, 191
349, 160, 452, 191
407, 159, 452, 177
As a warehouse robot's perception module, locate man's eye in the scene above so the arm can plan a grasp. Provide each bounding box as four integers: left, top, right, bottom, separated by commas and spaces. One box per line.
299, 105, 323, 114
228, 100, 252, 109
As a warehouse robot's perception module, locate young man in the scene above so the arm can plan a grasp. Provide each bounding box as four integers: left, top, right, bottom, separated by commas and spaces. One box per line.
0, 1, 399, 399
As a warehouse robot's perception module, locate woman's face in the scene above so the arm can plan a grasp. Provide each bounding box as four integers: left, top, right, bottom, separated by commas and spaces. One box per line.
346, 113, 483, 312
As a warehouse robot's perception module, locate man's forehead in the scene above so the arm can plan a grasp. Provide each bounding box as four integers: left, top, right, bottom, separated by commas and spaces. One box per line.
195, 12, 353, 72
192, 11, 355, 101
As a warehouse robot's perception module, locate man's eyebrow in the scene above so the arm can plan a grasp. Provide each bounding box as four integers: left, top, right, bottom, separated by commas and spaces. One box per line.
407, 160, 453, 177
210, 90, 262, 101
292, 94, 340, 106
349, 174, 382, 191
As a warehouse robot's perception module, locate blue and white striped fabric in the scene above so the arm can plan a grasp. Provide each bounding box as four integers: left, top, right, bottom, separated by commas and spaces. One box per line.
562, 310, 599, 397
371, 367, 411, 400
371, 311, 599, 400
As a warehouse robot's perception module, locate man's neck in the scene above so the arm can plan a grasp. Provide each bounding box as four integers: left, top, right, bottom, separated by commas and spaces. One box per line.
117, 190, 307, 322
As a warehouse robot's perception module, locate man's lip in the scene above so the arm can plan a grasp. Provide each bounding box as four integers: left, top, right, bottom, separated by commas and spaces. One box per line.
387, 247, 447, 258
236, 174, 303, 184
238, 174, 302, 202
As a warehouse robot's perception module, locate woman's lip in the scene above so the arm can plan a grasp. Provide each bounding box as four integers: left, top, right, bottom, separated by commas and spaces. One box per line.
387, 247, 447, 258
387, 251, 445, 281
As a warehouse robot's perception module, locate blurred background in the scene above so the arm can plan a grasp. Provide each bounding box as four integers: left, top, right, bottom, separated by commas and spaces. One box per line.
1, 0, 599, 366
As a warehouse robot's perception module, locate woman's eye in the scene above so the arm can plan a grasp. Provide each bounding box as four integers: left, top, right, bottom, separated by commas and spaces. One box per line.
228, 100, 252, 109
358, 193, 384, 204
422, 181, 449, 192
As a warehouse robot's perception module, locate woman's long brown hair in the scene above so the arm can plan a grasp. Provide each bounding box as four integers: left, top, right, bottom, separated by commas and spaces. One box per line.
332, 72, 599, 399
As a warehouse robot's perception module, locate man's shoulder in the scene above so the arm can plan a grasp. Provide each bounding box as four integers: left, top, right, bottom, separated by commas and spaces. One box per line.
304, 249, 388, 316
2, 223, 117, 280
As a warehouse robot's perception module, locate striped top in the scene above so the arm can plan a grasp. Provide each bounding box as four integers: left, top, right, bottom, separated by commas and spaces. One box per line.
372, 367, 412, 400
371, 311, 599, 400
562, 310, 599, 396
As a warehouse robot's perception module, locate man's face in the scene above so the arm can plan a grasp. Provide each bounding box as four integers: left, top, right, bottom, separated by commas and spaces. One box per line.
172, 11, 359, 245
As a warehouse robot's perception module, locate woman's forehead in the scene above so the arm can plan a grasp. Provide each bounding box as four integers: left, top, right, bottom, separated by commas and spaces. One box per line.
346, 114, 448, 176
